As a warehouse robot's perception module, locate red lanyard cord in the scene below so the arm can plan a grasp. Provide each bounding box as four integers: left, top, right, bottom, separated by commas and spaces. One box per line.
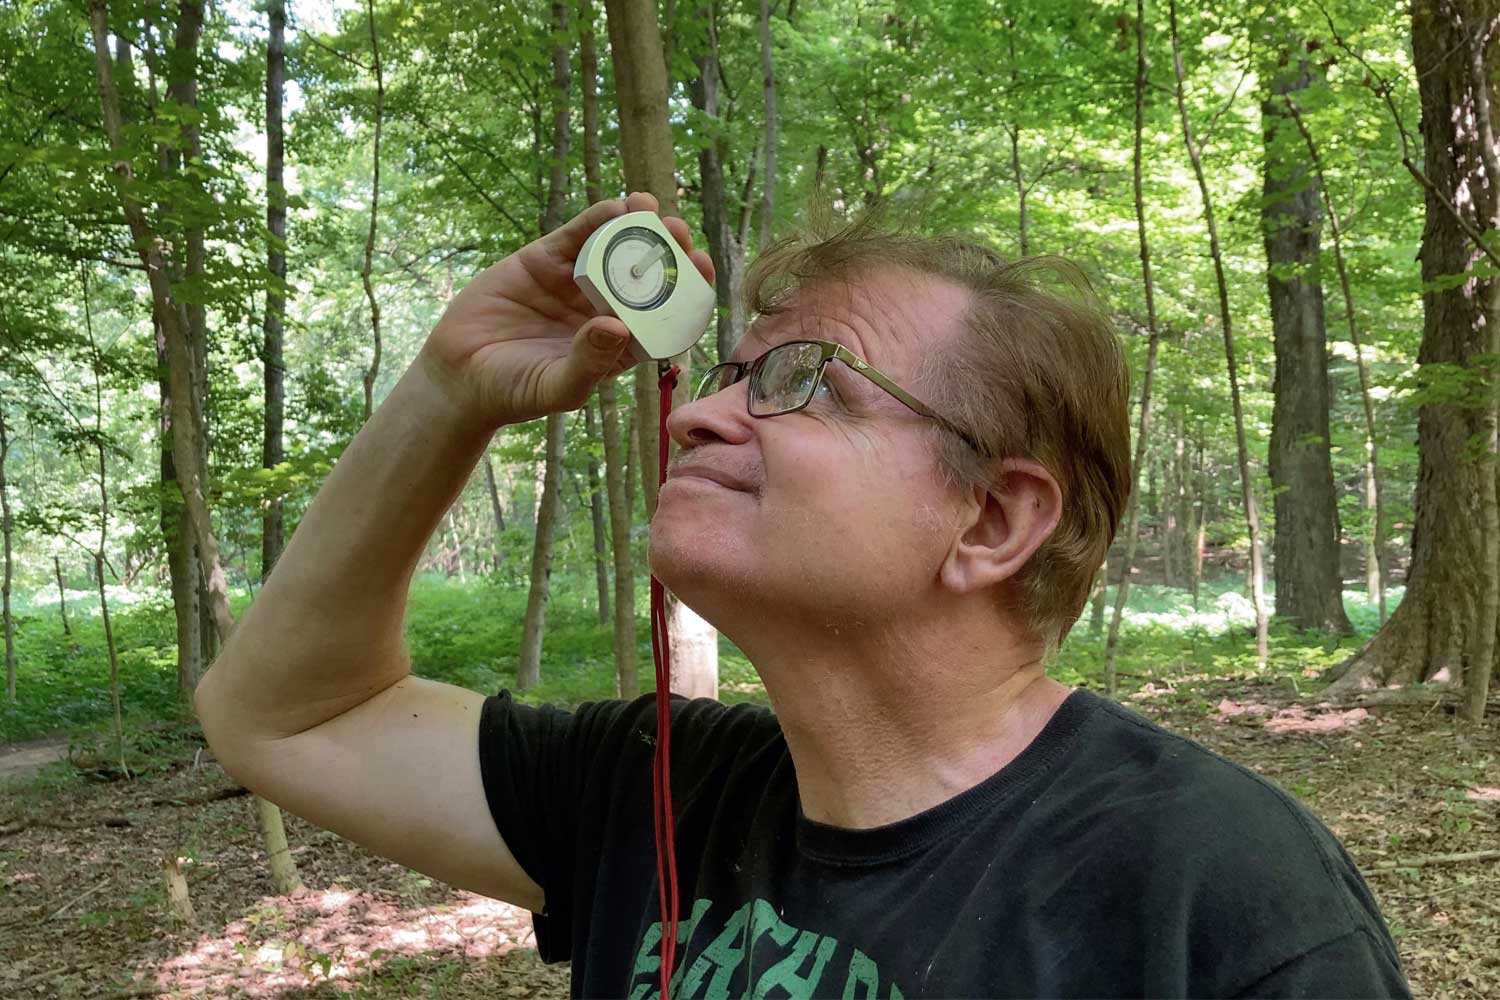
652, 363, 682, 1000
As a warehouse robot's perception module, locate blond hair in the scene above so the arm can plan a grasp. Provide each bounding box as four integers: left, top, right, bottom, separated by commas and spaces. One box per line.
742, 210, 1131, 647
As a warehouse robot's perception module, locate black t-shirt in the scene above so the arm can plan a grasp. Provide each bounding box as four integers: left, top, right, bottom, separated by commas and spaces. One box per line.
478, 688, 1410, 999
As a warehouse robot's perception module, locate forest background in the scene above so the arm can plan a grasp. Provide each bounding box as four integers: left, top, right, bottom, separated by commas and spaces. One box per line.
1, 0, 1498, 997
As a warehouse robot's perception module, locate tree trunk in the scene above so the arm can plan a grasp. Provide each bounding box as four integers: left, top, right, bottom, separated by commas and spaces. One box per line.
89, 0, 301, 894
484, 456, 507, 571
360, 0, 384, 424
585, 404, 611, 625
1283, 99, 1389, 624
1104, 0, 1165, 694
581, 2, 639, 697
263, 0, 287, 584
517, 0, 574, 690
1169, 0, 1269, 666
1330, 0, 1500, 702
606, 0, 719, 699
518, 414, 566, 690
85, 278, 126, 775
1192, 435, 1206, 609
1262, 53, 1350, 635
54, 555, 70, 636
690, 0, 745, 359
0, 407, 13, 703
757, 0, 776, 251
599, 384, 638, 698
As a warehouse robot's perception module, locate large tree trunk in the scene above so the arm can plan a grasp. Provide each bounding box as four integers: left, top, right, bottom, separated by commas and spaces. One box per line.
359, 0, 384, 424
0, 407, 13, 703
1104, 0, 1164, 694
263, 0, 287, 583
1262, 54, 1351, 635
1284, 97, 1389, 623
690, 1, 745, 359
1329, 0, 1500, 704
606, 0, 718, 699
1169, 0, 1269, 665
89, 0, 301, 895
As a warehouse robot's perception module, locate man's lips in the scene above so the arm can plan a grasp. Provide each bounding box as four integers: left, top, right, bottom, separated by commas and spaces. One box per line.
665, 464, 753, 493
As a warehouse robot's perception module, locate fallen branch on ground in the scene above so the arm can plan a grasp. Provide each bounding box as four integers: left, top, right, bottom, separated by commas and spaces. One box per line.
1365, 849, 1500, 873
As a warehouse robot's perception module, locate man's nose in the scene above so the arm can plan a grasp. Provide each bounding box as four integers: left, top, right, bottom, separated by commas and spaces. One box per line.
665, 377, 757, 449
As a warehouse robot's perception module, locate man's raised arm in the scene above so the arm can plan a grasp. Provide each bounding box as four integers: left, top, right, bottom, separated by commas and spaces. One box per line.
192, 193, 712, 907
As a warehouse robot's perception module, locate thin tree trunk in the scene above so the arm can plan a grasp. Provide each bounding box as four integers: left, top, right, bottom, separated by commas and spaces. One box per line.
1104, 0, 1165, 695
1192, 434, 1206, 610
1281, 100, 1387, 624
1005, 18, 1027, 256
1169, 0, 1268, 666
55, 555, 70, 637
1089, 557, 1108, 637
484, 456, 507, 570
585, 404, 611, 625
84, 273, 125, 775
518, 414, 566, 689
757, 0, 776, 250
89, 0, 300, 894
691, 0, 744, 358
263, 0, 287, 583
606, 0, 719, 700
360, 0, 384, 424
517, 0, 575, 690
581, 0, 639, 696
0, 407, 13, 703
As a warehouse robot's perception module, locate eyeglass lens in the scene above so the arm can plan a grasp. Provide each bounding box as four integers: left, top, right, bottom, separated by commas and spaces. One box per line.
750, 342, 823, 415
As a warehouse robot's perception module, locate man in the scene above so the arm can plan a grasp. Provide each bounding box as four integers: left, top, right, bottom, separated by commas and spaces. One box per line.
196, 192, 1410, 998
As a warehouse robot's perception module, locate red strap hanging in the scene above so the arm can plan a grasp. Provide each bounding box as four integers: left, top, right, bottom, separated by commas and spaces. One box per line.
651, 363, 682, 1000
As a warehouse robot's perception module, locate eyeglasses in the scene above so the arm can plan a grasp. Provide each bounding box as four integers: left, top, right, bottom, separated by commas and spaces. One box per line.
693, 339, 987, 455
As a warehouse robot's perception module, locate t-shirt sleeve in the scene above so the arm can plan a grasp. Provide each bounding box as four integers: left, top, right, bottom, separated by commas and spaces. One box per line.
476, 690, 653, 958
1232, 927, 1412, 999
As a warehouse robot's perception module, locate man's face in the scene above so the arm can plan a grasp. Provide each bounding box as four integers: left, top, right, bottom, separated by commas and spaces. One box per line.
650, 268, 974, 628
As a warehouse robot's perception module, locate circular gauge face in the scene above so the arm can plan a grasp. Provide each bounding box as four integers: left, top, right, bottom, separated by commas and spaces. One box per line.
602, 227, 678, 310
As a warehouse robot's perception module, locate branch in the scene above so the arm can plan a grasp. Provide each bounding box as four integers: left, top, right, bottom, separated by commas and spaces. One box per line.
1316, 0, 1500, 270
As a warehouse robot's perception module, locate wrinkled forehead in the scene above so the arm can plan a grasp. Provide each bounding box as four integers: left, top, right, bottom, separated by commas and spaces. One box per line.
730, 268, 969, 376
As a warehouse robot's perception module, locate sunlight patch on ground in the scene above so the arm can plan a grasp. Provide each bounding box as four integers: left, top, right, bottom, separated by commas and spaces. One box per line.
1215, 698, 1370, 733
135, 886, 537, 996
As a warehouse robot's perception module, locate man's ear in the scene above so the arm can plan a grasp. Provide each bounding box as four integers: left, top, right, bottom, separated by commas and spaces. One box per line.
939, 459, 1062, 595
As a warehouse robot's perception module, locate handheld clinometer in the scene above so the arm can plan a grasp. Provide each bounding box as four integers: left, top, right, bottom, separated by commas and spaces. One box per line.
573, 210, 715, 363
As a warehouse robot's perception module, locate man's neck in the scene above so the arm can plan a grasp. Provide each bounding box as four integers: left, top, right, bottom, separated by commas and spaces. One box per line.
733, 607, 1073, 830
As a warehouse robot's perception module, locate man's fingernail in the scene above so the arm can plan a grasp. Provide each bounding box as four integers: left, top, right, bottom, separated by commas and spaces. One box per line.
590, 328, 623, 350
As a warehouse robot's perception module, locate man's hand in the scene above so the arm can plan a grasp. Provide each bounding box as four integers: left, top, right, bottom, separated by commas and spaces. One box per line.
418, 191, 715, 429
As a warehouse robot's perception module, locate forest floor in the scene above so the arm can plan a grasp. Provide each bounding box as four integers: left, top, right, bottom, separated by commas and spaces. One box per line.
1, 671, 1497, 999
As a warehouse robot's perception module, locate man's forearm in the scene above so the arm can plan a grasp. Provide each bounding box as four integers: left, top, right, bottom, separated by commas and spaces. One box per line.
197, 356, 497, 738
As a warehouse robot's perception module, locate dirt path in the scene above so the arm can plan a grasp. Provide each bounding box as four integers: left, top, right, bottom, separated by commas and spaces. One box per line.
0, 737, 68, 781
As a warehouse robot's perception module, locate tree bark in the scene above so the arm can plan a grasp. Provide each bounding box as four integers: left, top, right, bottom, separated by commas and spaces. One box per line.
89, 0, 301, 895
359, 0, 384, 424
1262, 53, 1351, 635
757, 0, 776, 251
606, 0, 719, 699
0, 406, 13, 703
483, 456, 507, 571
1169, 0, 1269, 666
1104, 0, 1165, 695
263, 0, 287, 584
1329, 0, 1500, 703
